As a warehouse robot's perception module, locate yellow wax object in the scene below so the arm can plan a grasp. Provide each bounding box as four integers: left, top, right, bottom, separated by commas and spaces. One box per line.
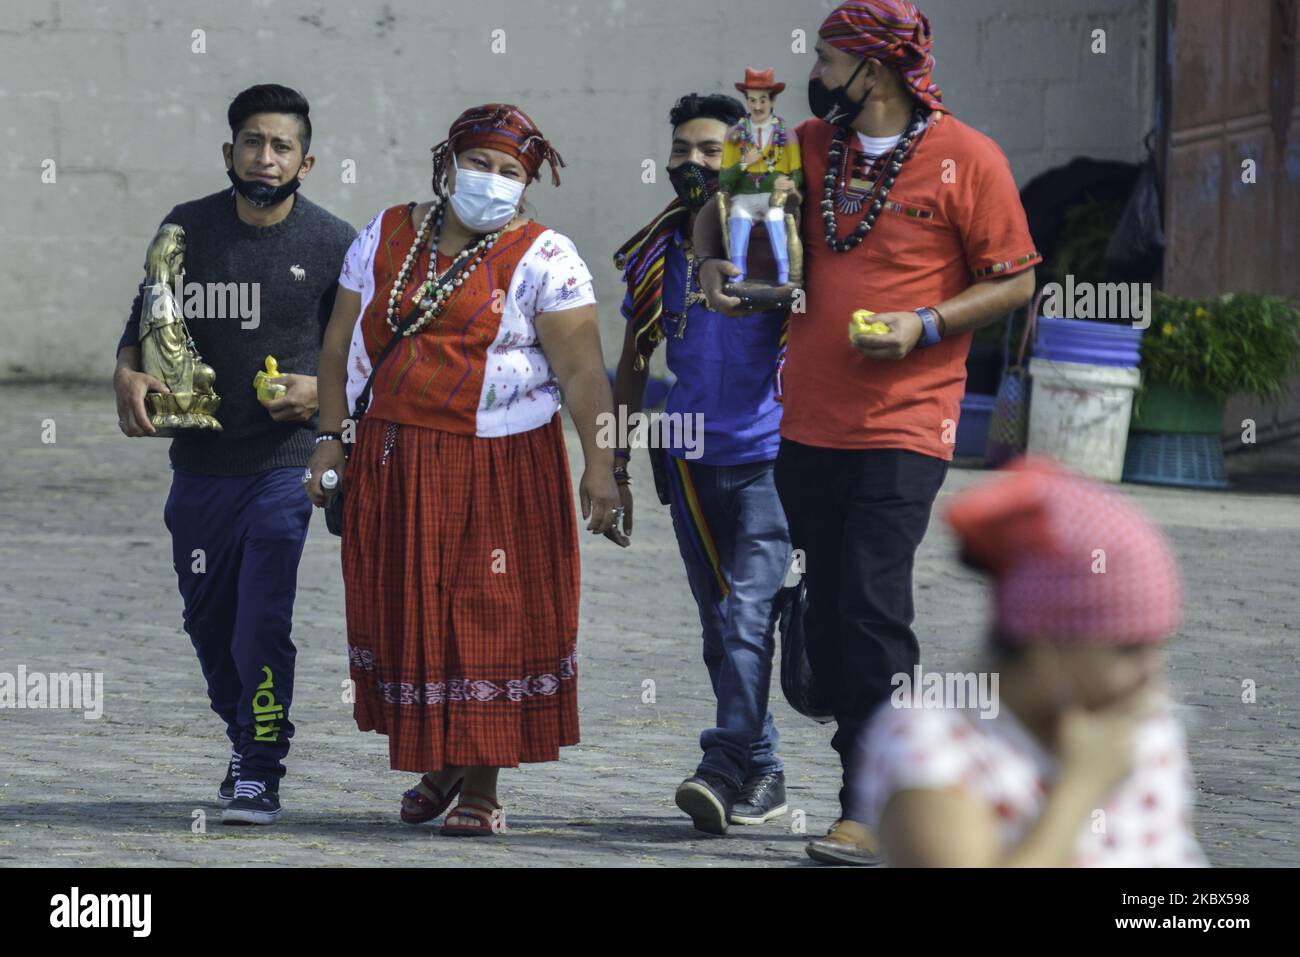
850, 309, 890, 339
254, 355, 288, 402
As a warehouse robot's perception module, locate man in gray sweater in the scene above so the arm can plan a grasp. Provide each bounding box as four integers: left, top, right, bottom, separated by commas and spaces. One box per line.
113, 84, 355, 825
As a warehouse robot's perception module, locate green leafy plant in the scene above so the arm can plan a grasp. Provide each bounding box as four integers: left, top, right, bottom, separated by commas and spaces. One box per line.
1141, 292, 1300, 402
1047, 195, 1126, 291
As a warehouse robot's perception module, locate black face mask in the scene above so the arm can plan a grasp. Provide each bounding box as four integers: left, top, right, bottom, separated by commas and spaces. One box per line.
226, 167, 304, 208
667, 161, 720, 210
808, 59, 871, 128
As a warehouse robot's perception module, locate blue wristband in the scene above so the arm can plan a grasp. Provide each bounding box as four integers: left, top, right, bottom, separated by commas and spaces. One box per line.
915, 307, 942, 348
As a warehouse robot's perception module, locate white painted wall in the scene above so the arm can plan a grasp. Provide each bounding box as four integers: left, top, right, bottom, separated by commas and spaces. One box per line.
0, 0, 1154, 379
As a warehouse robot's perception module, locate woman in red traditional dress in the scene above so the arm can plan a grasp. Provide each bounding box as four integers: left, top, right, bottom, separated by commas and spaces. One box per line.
307, 104, 625, 835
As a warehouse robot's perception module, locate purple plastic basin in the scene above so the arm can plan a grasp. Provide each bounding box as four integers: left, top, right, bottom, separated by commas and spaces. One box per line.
1034, 316, 1143, 368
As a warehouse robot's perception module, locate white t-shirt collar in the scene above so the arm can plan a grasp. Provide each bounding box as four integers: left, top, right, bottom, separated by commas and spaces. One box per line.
855, 117, 929, 157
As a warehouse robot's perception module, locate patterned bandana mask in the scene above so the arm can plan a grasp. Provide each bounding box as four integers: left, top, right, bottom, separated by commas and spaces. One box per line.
666, 161, 721, 210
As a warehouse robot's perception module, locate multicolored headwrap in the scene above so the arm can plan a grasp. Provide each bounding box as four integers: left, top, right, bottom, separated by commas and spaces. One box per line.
613, 198, 690, 372
431, 103, 566, 190
945, 456, 1183, 646
819, 0, 947, 113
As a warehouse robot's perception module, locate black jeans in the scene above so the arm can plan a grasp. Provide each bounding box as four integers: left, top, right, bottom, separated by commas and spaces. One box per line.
774, 439, 949, 822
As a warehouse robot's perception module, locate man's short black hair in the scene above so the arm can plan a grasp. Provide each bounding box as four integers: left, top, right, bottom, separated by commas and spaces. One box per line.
228, 84, 312, 154
668, 93, 746, 131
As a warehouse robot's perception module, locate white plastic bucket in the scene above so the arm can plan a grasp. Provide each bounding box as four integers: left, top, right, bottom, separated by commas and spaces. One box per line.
1027, 357, 1140, 482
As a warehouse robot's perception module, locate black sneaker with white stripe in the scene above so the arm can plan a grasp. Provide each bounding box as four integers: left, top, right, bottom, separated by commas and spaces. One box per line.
217, 750, 241, 808
729, 771, 788, 825
221, 779, 281, 825
674, 771, 738, 835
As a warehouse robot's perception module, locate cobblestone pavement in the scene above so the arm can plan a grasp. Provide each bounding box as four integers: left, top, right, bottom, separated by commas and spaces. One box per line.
1, 384, 1296, 867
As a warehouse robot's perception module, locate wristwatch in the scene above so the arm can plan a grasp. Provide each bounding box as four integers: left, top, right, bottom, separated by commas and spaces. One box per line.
914, 307, 943, 348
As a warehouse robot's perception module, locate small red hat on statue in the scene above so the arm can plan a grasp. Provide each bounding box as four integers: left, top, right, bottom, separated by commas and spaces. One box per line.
735, 67, 786, 95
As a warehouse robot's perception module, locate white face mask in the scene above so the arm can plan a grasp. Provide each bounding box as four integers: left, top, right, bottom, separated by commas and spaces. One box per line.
448, 160, 525, 232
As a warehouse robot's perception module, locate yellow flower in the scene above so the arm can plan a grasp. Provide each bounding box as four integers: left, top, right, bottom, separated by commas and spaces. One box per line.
1194, 307, 1207, 318
1162, 322, 1174, 337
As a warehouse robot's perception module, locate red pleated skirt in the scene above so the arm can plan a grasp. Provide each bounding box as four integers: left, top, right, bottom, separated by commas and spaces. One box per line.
341, 413, 580, 772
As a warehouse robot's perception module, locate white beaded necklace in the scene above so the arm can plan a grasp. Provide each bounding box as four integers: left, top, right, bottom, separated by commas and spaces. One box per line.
386, 197, 504, 336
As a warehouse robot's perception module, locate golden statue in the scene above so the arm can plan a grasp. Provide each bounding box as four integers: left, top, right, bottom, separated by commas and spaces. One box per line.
137, 224, 222, 435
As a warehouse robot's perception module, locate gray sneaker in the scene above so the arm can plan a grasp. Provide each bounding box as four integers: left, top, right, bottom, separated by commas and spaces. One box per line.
674, 771, 737, 835
729, 771, 788, 825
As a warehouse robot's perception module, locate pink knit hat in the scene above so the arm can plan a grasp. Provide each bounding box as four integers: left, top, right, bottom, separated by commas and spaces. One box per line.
944, 456, 1183, 645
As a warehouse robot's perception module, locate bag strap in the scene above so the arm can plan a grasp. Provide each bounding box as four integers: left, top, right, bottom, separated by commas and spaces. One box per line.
352, 306, 419, 419
352, 238, 477, 418
999, 307, 1015, 373
1011, 286, 1043, 371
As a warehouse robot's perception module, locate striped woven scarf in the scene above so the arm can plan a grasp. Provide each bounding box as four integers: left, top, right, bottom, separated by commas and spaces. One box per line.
615, 199, 793, 403
614, 198, 690, 372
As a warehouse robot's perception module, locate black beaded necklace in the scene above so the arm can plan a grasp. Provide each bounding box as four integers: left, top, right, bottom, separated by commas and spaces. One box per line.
821, 106, 928, 253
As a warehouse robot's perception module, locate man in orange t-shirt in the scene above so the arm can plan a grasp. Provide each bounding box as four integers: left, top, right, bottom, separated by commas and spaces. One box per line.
701, 0, 1039, 865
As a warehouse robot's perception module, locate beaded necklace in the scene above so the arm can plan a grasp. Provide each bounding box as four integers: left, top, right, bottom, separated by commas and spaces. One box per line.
820, 107, 928, 254
674, 234, 709, 339
386, 197, 504, 336
657, 230, 708, 341
835, 148, 891, 214
731, 115, 789, 175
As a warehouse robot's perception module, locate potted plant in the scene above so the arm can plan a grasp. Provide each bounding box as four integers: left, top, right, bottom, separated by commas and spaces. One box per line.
1134, 291, 1300, 429
1124, 291, 1300, 488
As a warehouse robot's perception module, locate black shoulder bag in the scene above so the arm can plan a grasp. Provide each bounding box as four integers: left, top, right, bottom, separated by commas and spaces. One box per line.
774, 578, 834, 724
323, 245, 476, 537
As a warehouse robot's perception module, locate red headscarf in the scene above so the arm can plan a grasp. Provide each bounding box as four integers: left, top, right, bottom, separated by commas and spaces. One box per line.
431, 103, 566, 189
944, 456, 1183, 646
818, 0, 946, 113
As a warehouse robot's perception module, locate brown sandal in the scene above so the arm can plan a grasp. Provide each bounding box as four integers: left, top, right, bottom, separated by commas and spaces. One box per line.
399, 773, 464, 825
440, 789, 504, 837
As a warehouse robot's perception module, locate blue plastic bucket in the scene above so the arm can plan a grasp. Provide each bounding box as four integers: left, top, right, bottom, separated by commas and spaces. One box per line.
1034, 317, 1143, 368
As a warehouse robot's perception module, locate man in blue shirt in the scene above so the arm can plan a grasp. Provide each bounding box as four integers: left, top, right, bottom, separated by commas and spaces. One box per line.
611, 93, 792, 834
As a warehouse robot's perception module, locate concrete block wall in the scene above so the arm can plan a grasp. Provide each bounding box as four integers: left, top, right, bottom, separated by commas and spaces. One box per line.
0, 0, 1154, 380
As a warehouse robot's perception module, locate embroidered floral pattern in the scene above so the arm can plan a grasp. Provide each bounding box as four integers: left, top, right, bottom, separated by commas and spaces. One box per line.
882, 200, 935, 219
348, 646, 577, 705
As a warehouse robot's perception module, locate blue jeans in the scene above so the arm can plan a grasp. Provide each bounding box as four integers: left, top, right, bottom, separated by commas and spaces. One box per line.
664, 454, 790, 789
163, 466, 313, 784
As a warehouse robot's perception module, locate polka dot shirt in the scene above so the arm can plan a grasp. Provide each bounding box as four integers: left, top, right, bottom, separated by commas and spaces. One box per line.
858, 700, 1208, 867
